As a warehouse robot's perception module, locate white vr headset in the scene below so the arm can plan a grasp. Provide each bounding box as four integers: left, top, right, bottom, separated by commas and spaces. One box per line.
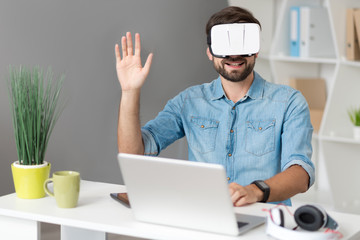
207, 23, 260, 58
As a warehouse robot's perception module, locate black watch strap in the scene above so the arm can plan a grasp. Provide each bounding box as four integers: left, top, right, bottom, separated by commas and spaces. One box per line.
252, 180, 270, 203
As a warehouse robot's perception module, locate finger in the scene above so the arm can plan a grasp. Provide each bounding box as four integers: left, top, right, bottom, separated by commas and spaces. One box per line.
121, 36, 127, 57
231, 190, 241, 203
115, 44, 121, 62
143, 53, 153, 75
134, 33, 141, 56
126, 32, 133, 56
235, 197, 248, 207
229, 188, 234, 195
235, 196, 252, 207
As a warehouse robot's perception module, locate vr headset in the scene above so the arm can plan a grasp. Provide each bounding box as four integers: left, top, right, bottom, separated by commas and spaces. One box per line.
267, 205, 340, 240
207, 23, 260, 58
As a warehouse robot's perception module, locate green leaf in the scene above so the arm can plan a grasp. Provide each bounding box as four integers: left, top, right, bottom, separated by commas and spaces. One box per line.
6, 66, 65, 165
348, 107, 360, 127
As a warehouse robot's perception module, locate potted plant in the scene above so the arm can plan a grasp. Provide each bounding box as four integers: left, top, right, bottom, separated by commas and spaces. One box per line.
7, 66, 64, 199
348, 107, 360, 140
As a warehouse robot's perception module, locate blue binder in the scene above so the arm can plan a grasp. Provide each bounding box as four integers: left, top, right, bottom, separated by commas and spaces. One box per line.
290, 6, 300, 57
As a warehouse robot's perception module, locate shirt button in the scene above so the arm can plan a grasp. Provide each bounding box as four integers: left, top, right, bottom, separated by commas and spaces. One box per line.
201, 125, 204, 128
230, 129, 234, 133
228, 153, 232, 157
259, 127, 262, 130
232, 107, 235, 110
227, 177, 230, 181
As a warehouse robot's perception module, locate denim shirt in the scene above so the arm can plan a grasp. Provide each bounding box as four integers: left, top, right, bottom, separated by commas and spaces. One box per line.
141, 71, 315, 205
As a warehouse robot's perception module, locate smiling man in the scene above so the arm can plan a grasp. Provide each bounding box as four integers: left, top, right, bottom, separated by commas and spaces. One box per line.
115, 6, 315, 206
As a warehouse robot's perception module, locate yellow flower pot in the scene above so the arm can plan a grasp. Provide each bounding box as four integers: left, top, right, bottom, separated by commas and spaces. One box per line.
11, 161, 51, 199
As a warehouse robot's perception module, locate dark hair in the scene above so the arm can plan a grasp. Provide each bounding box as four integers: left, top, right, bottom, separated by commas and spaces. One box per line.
206, 6, 261, 36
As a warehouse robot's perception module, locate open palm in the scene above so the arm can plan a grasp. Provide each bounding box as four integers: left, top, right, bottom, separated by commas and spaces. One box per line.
115, 32, 153, 91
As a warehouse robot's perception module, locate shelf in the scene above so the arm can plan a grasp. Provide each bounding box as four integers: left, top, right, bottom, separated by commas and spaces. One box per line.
340, 58, 360, 67
320, 135, 360, 144
234, 0, 360, 214
270, 55, 338, 64
321, 64, 360, 139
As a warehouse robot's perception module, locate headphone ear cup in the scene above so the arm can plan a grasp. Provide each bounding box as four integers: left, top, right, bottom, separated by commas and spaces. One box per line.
294, 205, 325, 231
271, 208, 285, 227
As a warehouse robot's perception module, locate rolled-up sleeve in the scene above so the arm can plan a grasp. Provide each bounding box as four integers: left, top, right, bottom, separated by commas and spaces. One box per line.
141, 128, 160, 156
283, 160, 315, 187
141, 93, 186, 156
281, 90, 315, 187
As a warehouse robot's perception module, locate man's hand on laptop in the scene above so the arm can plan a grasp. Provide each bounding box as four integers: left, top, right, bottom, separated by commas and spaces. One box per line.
228, 182, 263, 207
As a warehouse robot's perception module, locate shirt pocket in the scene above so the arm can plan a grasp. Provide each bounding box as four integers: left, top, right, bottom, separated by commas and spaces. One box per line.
189, 116, 219, 153
245, 119, 275, 156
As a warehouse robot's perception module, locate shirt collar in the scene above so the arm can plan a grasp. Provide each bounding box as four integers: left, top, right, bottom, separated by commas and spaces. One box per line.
246, 71, 265, 100
211, 76, 225, 100
210, 71, 265, 101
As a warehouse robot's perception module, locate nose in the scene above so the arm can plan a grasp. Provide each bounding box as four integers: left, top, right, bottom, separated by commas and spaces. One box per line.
226, 55, 245, 61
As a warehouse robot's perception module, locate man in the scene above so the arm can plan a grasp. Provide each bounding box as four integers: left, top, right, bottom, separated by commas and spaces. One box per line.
115, 6, 315, 206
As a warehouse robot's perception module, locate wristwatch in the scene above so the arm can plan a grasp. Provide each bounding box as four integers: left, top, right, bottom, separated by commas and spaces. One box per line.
252, 180, 270, 203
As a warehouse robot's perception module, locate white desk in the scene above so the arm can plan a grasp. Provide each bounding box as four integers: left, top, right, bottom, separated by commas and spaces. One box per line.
0, 180, 359, 240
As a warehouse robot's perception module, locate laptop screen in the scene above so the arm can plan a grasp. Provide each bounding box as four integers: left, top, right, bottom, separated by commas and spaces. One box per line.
117, 153, 265, 236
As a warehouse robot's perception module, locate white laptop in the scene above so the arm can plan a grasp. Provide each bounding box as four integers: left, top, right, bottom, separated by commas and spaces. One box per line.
117, 153, 265, 236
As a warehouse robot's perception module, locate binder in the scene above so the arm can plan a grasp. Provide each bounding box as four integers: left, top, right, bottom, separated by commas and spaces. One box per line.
289, 78, 326, 110
346, 8, 360, 61
289, 78, 326, 132
300, 7, 310, 57
290, 6, 300, 57
353, 9, 360, 52
300, 7, 335, 58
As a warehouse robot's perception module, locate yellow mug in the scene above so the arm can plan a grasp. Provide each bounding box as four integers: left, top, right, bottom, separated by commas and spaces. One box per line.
44, 171, 80, 208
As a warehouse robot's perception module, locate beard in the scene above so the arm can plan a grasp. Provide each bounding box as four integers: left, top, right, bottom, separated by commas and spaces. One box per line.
213, 56, 255, 82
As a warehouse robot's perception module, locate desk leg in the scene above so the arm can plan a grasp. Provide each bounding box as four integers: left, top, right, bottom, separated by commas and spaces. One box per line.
0, 215, 40, 240
61, 225, 106, 240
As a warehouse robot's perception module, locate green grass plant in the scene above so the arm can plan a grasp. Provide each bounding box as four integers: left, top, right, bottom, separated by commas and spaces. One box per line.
7, 66, 64, 165
348, 107, 360, 127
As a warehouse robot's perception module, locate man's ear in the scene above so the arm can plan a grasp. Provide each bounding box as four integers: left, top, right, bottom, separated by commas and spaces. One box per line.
255, 53, 259, 58
206, 47, 213, 61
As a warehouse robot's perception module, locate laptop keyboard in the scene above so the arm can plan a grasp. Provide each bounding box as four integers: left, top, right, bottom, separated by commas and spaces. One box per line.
237, 221, 249, 229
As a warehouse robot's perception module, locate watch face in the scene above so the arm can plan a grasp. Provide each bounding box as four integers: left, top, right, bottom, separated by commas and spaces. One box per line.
258, 181, 268, 189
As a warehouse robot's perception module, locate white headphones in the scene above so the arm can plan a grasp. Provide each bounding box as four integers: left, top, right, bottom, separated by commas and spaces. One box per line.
266, 205, 340, 240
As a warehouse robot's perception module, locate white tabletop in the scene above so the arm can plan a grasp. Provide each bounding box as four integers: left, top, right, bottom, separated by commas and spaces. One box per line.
0, 180, 359, 240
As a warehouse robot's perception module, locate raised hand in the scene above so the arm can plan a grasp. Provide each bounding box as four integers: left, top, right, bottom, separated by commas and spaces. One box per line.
115, 32, 153, 92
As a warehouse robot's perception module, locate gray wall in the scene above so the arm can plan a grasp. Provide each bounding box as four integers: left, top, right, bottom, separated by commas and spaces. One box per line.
0, 0, 227, 195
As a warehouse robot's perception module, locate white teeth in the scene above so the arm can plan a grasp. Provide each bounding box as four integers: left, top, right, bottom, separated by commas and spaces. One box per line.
230, 63, 241, 66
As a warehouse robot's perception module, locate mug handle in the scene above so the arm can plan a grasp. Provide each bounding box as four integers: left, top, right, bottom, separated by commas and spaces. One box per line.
44, 178, 55, 197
